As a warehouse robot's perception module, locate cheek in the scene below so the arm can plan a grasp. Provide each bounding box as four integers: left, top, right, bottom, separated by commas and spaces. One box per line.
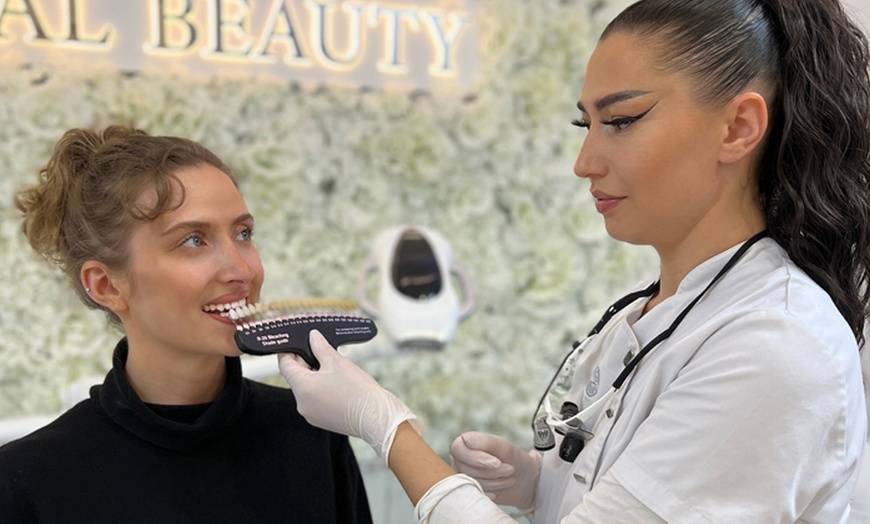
147, 271, 197, 307
128, 257, 203, 300
248, 252, 266, 288
119, 260, 156, 301
638, 123, 715, 185
614, 139, 670, 193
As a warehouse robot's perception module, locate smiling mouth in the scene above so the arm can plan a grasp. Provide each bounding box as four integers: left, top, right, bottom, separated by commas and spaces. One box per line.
202, 299, 248, 318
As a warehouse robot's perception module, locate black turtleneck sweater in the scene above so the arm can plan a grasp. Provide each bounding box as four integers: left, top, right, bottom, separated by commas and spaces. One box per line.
0, 340, 373, 523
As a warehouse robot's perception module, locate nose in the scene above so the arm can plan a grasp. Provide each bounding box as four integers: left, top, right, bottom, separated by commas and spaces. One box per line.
573, 131, 605, 180
220, 242, 260, 285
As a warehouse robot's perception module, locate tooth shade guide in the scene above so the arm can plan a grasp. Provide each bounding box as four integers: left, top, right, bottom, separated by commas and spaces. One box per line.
232, 303, 378, 365
229, 299, 360, 330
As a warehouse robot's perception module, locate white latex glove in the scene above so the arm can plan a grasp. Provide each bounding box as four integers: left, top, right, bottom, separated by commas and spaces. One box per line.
449, 431, 542, 511
278, 330, 421, 465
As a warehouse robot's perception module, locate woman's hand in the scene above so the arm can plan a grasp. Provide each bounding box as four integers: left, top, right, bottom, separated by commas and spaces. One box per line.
450, 431, 542, 511
278, 330, 420, 463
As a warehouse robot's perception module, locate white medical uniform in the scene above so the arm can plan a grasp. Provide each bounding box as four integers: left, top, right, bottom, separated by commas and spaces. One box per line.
534, 238, 867, 523
416, 239, 866, 523
847, 348, 870, 524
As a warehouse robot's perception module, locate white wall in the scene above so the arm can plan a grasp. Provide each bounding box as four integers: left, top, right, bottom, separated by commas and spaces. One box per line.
845, 0, 870, 32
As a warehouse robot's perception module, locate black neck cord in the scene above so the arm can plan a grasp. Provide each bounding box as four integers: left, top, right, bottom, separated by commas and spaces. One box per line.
585, 280, 661, 338
609, 230, 770, 389
532, 230, 770, 436
530, 230, 770, 456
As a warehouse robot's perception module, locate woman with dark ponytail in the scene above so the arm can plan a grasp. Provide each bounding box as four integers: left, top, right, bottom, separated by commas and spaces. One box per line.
275, 0, 870, 521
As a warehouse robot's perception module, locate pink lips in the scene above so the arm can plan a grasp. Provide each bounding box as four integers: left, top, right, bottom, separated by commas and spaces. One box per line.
592, 191, 625, 214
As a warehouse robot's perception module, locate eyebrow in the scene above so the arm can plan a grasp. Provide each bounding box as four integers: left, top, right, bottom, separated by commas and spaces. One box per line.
160, 213, 254, 237
577, 90, 653, 113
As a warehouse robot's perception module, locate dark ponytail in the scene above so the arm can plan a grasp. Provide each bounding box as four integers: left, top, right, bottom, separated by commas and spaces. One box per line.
604, 0, 870, 346
757, 0, 870, 347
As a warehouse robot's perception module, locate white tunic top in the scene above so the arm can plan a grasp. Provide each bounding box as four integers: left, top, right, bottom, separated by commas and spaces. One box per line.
416, 238, 866, 523
846, 348, 870, 524
534, 238, 866, 523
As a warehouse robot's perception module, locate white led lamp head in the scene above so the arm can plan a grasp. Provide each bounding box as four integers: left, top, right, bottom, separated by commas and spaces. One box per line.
357, 225, 474, 351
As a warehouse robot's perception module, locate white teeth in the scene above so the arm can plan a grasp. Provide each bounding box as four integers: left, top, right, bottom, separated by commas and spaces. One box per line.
203, 298, 247, 314
220, 301, 277, 324
227, 302, 262, 321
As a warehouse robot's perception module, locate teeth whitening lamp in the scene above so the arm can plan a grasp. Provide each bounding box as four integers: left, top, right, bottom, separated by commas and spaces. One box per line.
357, 225, 474, 351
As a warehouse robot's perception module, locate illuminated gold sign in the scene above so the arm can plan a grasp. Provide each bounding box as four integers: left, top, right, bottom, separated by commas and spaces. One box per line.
0, 0, 478, 89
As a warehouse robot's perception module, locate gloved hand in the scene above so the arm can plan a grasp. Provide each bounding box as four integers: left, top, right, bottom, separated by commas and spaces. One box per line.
450, 431, 542, 511
278, 330, 421, 465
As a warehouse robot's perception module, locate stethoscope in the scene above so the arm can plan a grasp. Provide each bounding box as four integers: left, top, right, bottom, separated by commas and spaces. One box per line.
532, 230, 770, 463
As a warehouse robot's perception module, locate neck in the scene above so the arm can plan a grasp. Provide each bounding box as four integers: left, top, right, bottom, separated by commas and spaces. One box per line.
646, 222, 766, 313
123, 341, 227, 405
644, 160, 767, 312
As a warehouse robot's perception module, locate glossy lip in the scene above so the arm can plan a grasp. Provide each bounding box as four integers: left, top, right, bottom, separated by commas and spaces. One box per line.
591, 190, 625, 214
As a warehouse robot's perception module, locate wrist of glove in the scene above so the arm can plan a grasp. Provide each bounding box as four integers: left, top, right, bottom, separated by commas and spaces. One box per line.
449, 431, 541, 511
278, 330, 422, 464
352, 382, 422, 461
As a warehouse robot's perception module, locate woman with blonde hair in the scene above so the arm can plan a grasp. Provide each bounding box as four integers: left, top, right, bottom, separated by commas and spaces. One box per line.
0, 126, 373, 523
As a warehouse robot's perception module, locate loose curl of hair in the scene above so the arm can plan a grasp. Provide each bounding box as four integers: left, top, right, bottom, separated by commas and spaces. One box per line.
603, 0, 870, 347
15, 126, 234, 329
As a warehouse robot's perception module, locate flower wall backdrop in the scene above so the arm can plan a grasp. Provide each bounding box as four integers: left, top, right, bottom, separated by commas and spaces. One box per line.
0, 0, 653, 462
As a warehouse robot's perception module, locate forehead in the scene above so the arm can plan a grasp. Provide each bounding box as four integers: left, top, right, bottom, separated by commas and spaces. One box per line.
168, 164, 242, 213
173, 163, 235, 195
579, 32, 684, 110
136, 164, 243, 222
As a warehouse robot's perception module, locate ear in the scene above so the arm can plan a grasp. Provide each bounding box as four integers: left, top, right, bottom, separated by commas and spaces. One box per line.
81, 260, 129, 314
718, 91, 769, 164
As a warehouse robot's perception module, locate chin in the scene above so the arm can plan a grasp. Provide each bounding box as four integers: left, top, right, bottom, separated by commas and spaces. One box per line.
222, 341, 244, 357
213, 333, 243, 357
603, 222, 648, 246
222, 347, 243, 358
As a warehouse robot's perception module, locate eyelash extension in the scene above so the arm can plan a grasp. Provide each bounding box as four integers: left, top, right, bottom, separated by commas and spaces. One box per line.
602, 116, 637, 129
228, 298, 378, 370
602, 115, 641, 129
602, 103, 657, 130
572, 102, 658, 131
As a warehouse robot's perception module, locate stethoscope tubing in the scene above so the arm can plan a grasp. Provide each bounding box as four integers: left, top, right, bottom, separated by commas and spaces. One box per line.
533, 230, 771, 444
